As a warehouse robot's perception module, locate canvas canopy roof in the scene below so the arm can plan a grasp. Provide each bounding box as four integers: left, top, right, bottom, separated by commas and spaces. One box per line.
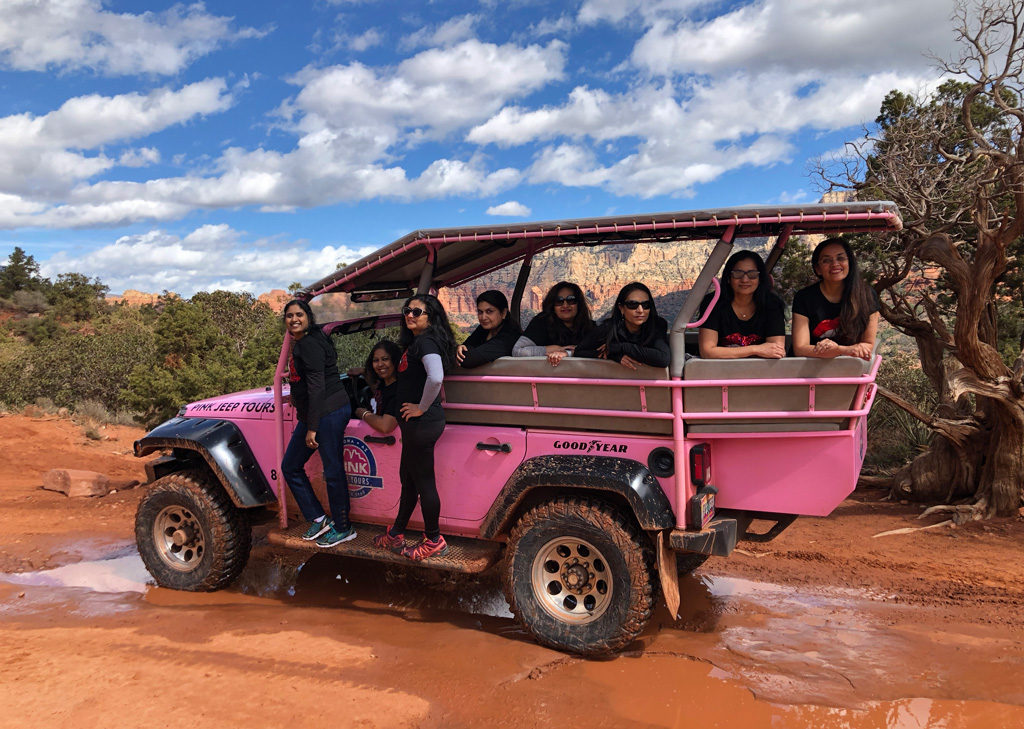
305, 201, 902, 299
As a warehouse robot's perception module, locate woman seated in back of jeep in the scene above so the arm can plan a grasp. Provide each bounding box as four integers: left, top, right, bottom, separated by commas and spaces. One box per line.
574, 282, 670, 370
512, 281, 594, 367
352, 340, 400, 434
698, 250, 786, 359
456, 290, 522, 368
791, 238, 879, 361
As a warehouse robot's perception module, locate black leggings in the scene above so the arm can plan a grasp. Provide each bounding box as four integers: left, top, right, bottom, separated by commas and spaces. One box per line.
392, 414, 445, 541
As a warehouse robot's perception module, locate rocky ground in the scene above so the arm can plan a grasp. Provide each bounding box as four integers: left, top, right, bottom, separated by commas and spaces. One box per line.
1, 412, 1023, 729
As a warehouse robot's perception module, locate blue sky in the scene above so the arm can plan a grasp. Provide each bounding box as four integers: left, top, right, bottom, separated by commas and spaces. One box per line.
0, 0, 957, 295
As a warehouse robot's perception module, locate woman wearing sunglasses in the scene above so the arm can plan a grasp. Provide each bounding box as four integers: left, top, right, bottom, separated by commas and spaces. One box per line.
372, 294, 457, 561
512, 281, 594, 367
575, 282, 670, 370
698, 251, 786, 359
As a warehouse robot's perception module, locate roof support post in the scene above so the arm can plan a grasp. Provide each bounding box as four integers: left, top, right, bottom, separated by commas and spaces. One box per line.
764, 224, 794, 274
669, 226, 736, 378
416, 244, 438, 294
510, 244, 538, 326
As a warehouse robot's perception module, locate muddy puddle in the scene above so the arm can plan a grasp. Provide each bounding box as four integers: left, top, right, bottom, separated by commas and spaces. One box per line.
2, 548, 1022, 728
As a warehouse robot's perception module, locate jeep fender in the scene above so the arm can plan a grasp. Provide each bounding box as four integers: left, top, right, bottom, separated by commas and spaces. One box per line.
479, 455, 675, 539
134, 417, 276, 509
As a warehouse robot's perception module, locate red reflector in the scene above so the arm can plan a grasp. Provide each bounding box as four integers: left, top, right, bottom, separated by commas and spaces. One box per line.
689, 444, 711, 486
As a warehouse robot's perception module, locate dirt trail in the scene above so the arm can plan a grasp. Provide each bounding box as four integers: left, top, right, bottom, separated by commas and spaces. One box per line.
1, 413, 1023, 729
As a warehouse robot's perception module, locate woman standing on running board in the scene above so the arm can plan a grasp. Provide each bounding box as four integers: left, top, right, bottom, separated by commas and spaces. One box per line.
373, 294, 457, 561
353, 340, 401, 435
575, 282, 670, 369
698, 251, 786, 359
791, 238, 879, 360
281, 299, 356, 548
512, 281, 594, 367
456, 290, 521, 368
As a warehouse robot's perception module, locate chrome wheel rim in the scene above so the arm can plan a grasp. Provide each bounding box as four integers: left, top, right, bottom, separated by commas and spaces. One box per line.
530, 536, 612, 624
153, 505, 206, 572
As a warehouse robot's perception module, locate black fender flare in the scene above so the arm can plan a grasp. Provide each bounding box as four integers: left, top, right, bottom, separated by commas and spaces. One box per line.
134, 417, 276, 509
479, 455, 675, 539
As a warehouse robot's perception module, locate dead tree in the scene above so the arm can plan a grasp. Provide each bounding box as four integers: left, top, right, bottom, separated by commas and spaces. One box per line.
819, 0, 1024, 517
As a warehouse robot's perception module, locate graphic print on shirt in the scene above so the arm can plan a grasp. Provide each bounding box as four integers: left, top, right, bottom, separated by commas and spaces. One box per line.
812, 317, 840, 341
288, 354, 300, 383
723, 332, 764, 347
398, 350, 409, 373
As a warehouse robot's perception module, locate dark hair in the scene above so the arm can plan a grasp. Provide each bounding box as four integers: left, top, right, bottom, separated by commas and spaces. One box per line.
607, 282, 661, 348
398, 293, 457, 370
282, 299, 318, 334
476, 289, 521, 335
721, 250, 771, 311
811, 238, 873, 345
363, 339, 402, 390
540, 281, 593, 343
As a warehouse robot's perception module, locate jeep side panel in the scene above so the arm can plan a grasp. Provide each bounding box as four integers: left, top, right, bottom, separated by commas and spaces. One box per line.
135, 417, 277, 508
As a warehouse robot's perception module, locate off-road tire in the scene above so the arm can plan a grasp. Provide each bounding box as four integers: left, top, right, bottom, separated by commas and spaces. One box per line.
502, 498, 654, 656
135, 471, 251, 591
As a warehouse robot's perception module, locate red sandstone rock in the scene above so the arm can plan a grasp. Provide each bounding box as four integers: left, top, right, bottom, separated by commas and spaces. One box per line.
41, 469, 111, 498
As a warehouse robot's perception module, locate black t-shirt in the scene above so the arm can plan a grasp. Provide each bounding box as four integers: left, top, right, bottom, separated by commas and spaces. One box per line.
522, 312, 585, 348
792, 284, 880, 345
397, 332, 443, 408
701, 293, 786, 347
288, 328, 349, 429
374, 381, 399, 417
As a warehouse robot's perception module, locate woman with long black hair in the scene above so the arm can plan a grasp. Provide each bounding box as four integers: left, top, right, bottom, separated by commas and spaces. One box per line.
792, 238, 879, 360
352, 340, 401, 435
280, 299, 356, 548
512, 281, 594, 367
699, 250, 786, 359
575, 282, 670, 369
372, 294, 457, 560
456, 289, 521, 368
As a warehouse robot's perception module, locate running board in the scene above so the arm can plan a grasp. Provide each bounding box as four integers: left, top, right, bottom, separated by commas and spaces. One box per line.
267, 522, 503, 574
669, 517, 737, 557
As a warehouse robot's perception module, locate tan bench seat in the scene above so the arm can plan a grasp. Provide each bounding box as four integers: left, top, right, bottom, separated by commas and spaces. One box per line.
443, 357, 672, 435
682, 356, 873, 433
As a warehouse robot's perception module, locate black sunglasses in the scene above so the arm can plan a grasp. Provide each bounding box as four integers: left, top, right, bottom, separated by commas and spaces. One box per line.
622, 299, 653, 311
402, 306, 426, 317
555, 295, 578, 305
730, 269, 760, 280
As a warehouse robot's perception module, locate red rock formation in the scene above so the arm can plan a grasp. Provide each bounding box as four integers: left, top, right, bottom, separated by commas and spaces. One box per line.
258, 289, 291, 313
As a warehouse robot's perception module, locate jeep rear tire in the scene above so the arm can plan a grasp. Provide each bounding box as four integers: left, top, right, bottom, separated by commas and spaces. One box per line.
502, 498, 654, 656
135, 471, 251, 591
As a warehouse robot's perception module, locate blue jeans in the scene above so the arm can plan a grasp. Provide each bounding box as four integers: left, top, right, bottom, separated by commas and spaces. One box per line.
282, 404, 352, 530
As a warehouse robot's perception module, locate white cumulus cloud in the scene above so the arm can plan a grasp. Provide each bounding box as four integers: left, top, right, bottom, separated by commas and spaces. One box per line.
486, 201, 531, 216
0, 0, 266, 75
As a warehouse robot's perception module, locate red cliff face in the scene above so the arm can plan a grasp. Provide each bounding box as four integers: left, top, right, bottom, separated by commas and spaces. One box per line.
258, 289, 291, 313
106, 289, 160, 307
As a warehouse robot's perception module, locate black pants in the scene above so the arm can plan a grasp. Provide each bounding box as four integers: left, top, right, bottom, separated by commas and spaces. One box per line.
391, 412, 445, 541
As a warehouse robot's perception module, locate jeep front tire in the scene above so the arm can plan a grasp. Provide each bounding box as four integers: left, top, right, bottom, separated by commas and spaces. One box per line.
135, 471, 251, 591
502, 497, 654, 656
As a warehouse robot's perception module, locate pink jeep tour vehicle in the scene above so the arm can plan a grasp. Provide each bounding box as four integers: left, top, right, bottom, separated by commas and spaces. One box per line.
133, 202, 901, 655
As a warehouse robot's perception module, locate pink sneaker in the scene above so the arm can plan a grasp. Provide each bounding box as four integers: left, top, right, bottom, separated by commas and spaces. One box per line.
372, 530, 405, 553
402, 535, 448, 561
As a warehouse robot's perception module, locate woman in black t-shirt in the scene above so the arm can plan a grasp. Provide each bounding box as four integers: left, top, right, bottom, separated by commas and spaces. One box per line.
699, 251, 786, 359
575, 282, 670, 369
792, 238, 879, 360
456, 290, 521, 368
372, 294, 456, 561
281, 299, 356, 548
512, 281, 594, 367
353, 340, 400, 434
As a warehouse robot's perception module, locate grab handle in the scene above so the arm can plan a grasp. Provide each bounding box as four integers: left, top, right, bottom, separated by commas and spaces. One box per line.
365, 435, 396, 445
476, 442, 512, 453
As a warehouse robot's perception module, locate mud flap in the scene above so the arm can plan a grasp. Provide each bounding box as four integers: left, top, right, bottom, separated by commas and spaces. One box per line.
656, 531, 679, 618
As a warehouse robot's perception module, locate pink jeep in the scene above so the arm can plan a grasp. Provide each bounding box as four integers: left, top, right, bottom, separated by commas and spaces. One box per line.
133, 202, 902, 655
